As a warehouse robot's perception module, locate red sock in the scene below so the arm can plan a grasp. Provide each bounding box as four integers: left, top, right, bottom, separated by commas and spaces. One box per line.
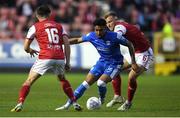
127, 78, 137, 102
18, 85, 30, 103
60, 79, 76, 102
112, 75, 121, 96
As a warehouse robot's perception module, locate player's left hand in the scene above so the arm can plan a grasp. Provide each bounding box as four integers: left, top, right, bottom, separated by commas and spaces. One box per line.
65, 63, 71, 71
131, 63, 140, 73
29, 49, 39, 57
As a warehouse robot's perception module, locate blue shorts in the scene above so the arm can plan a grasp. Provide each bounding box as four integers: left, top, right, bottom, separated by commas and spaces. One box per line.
89, 60, 122, 79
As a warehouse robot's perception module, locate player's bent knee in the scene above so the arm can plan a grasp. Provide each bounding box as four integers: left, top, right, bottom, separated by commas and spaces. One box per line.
129, 78, 136, 84
97, 79, 106, 87
82, 81, 90, 89
58, 74, 65, 80
23, 81, 31, 86
24, 77, 37, 86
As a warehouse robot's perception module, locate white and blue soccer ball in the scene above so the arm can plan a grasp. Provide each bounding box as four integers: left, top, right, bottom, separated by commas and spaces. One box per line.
86, 97, 101, 110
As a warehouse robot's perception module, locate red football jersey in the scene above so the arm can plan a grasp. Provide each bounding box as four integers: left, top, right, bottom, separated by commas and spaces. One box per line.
26, 19, 67, 59
115, 21, 150, 53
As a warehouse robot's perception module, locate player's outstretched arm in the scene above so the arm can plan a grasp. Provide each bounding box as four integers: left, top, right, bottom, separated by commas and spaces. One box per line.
63, 35, 71, 71
69, 37, 83, 44
125, 40, 139, 73
126, 41, 135, 64
24, 38, 39, 57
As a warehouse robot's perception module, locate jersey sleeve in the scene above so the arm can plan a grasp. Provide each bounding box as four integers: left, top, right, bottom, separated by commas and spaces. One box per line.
26, 25, 36, 40
82, 33, 92, 42
114, 24, 127, 35
115, 32, 128, 45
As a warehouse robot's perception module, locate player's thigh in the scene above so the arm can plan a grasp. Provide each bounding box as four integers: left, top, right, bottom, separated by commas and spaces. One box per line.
89, 60, 104, 78
128, 66, 145, 79
24, 70, 41, 85
85, 73, 98, 85
99, 74, 111, 83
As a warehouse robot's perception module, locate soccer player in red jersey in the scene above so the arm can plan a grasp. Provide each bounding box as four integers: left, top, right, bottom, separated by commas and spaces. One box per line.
104, 12, 154, 111
11, 5, 81, 112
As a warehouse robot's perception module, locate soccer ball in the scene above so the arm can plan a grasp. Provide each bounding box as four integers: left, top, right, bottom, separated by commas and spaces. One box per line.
86, 97, 101, 110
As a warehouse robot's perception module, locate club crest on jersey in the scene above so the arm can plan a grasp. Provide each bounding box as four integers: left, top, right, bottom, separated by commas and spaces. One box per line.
106, 41, 111, 45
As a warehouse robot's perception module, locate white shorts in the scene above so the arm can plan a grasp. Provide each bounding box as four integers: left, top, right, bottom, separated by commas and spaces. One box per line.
31, 59, 65, 75
121, 46, 154, 70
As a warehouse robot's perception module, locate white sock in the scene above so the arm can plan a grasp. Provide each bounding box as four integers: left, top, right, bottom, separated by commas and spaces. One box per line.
64, 101, 71, 108
114, 95, 120, 98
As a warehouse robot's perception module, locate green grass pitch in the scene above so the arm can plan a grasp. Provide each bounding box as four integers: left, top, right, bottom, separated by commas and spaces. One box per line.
0, 72, 180, 117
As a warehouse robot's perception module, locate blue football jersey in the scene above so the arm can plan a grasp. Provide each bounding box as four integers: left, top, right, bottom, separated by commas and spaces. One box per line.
82, 31, 128, 64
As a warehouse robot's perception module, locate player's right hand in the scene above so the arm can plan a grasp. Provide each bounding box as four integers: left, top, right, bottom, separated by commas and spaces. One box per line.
65, 63, 71, 71
131, 63, 140, 73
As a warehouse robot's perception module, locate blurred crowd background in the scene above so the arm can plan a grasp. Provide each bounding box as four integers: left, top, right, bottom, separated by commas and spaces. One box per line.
0, 0, 179, 42
0, 0, 180, 75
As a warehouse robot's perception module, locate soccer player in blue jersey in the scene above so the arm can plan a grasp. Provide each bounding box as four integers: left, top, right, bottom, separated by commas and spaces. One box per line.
55, 18, 138, 110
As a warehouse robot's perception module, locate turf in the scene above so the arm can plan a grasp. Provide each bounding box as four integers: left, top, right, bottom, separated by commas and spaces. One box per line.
0, 72, 180, 117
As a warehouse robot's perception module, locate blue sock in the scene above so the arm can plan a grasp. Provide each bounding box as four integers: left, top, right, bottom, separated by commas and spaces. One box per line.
98, 86, 107, 99
74, 81, 89, 100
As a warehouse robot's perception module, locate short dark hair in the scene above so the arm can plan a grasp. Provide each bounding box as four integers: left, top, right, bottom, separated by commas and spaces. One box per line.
36, 5, 51, 18
93, 18, 107, 26
104, 11, 118, 19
